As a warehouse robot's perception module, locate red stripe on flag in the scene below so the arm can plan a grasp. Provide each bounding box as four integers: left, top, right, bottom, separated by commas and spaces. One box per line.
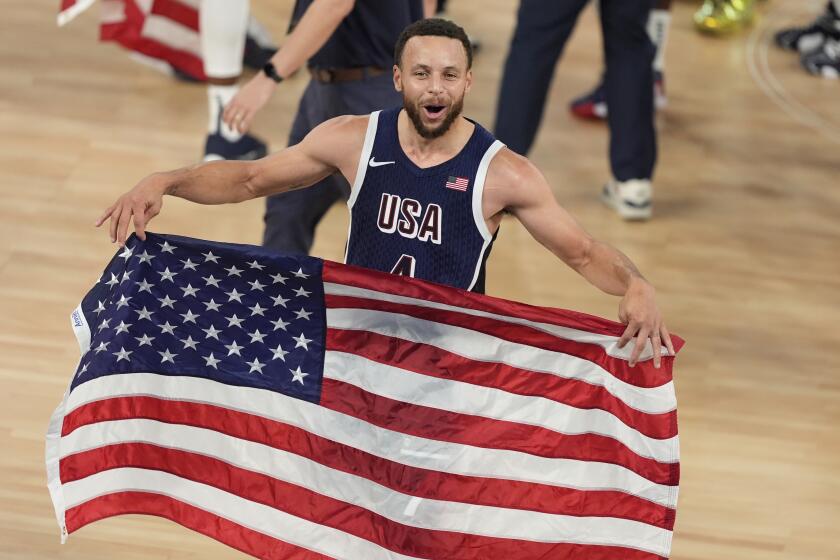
62, 396, 675, 529
150, 0, 199, 29
66, 491, 332, 560
320, 378, 678, 486
326, 294, 673, 389
323, 261, 685, 354
62, 445, 668, 560
326, 329, 677, 439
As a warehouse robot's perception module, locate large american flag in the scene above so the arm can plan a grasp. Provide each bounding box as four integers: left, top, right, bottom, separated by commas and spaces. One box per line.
46, 232, 683, 559
59, 0, 207, 81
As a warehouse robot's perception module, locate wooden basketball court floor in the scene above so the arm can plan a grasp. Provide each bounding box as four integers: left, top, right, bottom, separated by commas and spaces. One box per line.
1, 0, 838, 558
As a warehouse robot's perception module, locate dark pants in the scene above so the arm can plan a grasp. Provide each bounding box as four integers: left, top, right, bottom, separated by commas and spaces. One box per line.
494, 0, 656, 182
263, 72, 401, 255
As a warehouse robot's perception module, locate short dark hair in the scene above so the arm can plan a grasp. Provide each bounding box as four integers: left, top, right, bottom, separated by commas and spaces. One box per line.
394, 18, 473, 69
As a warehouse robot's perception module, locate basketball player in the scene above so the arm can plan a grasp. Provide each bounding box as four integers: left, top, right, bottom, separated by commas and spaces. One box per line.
96, 19, 674, 368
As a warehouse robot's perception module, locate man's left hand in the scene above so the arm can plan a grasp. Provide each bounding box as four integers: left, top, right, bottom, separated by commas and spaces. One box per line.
617, 279, 675, 368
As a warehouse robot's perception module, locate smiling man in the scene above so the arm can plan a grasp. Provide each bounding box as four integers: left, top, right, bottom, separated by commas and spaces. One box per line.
98, 18, 674, 366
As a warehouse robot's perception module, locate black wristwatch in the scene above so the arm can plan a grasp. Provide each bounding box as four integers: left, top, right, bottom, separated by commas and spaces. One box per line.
262, 62, 284, 84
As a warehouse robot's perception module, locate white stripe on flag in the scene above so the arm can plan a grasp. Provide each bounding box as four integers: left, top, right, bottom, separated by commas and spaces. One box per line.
324, 282, 669, 363
324, 351, 678, 463
61, 421, 673, 554
62, 467, 426, 560
325, 307, 676, 415
65, 374, 678, 507
142, 14, 202, 58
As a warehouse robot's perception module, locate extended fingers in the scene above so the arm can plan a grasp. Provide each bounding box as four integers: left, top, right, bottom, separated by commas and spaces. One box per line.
116, 204, 134, 246
651, 330, 662, 369
629, 328, 650, 367
618, 322, 637, 349
96, 204, 116, 227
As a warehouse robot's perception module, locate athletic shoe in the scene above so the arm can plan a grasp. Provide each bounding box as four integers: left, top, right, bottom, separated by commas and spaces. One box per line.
775, 3, 840, 54
203, 133, 268, 162
601, 179, 653, 221
801, 38, 840, 78
694, 0, 755, 35
569, 72, 667, 121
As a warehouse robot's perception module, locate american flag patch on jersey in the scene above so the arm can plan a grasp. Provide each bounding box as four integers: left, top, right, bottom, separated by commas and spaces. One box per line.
445, 176, 469, 191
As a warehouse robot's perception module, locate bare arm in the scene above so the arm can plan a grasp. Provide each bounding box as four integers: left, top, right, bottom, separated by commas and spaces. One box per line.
489, 151, 674, 366
96, 116, 366, 246
223, 0, 355, 133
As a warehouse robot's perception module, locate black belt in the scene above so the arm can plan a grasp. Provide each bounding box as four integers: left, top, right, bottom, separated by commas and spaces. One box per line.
308, 66, 387, 84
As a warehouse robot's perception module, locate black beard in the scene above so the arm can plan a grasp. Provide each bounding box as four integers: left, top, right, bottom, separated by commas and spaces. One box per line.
403, 96, 464, 139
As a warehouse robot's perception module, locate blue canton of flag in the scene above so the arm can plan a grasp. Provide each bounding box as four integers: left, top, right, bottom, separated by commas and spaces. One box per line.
72, 233, 325, 403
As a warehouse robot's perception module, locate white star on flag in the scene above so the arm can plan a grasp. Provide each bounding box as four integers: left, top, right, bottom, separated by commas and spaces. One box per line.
94, 341, 109, 353
202, 251, 220, 263
270, 345, 288, 361
136, 279, 154, 293
116, 295, 131, 309
203, 353, 220, 369
248, 279, 265, 292
271, 294, 289, 308
181, 284, 200, 298
294, 308, 312, 321
136, 250, 155, 264
270, 273, 288, 285
249, 303, 266, 317
158, 349, 177, 363
159, 241, 176, 253
159, 267, 178, 282
181, 258, 198, 271
226, 289, 244, 303
181, 309, 200, 324
293, 286, 311, 298
136, 307, 155, 321
135, 334, 155, 346
181, 336, 199, 350
114, 321, 132, 335
105, 273, 119, 287
247, 357, 265, 374
293, 333, 312, 350
158, 295, 176, 309
113, 347, 132, 362
292, 268, 309, 279
203, 299, 222, 312
159, 321, 178, 336
271, 317, 290, 331
203, 275, 221, 288
249, 330, 267, 344
248, 260, 266, 270
225, 341, 244, 357
119, 246, 133, 260
202, 325, 222, 340
225, 265, 243, 277
290, 366, 308, 384
226, 314, 245, 329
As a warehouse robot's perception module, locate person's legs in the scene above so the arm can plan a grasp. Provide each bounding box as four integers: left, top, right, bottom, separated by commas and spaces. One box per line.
601, 0, 656, 182
200, 0, 267, 161
599, 0, 656, 220
570, 0, 671, 119
494, 0, 590, 155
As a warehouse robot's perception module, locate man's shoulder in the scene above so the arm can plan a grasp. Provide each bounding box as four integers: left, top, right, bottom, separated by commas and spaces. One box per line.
313, 114, 371, 139
486, 146, 541, 186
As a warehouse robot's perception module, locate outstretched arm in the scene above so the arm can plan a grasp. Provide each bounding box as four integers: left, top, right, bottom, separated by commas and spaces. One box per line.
96, 115, 365, 245
491, 151, 674, 367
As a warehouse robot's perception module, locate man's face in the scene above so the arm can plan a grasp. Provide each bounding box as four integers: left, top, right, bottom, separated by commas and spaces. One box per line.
394, 35, 472, 139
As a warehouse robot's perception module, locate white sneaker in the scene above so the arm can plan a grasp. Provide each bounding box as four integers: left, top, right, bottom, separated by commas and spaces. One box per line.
601, 179, 653, 220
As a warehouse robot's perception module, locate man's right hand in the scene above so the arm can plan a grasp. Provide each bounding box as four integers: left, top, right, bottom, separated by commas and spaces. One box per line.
95, 174, 168, 246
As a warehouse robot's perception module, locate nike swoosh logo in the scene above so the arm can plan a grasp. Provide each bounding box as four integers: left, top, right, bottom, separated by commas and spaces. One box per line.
369, 157, 395, 167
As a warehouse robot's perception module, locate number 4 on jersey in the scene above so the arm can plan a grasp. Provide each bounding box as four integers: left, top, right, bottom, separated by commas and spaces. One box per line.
391, 254, 416, 277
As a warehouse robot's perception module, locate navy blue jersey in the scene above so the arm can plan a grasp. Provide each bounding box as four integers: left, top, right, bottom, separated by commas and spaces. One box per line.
344, 107, 505, 293
292, 0, 423, 70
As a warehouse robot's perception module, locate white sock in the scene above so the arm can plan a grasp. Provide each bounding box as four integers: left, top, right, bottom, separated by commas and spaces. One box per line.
207, 85, 243, 141
200, 0, 249, 78
647, 9, 671, 73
